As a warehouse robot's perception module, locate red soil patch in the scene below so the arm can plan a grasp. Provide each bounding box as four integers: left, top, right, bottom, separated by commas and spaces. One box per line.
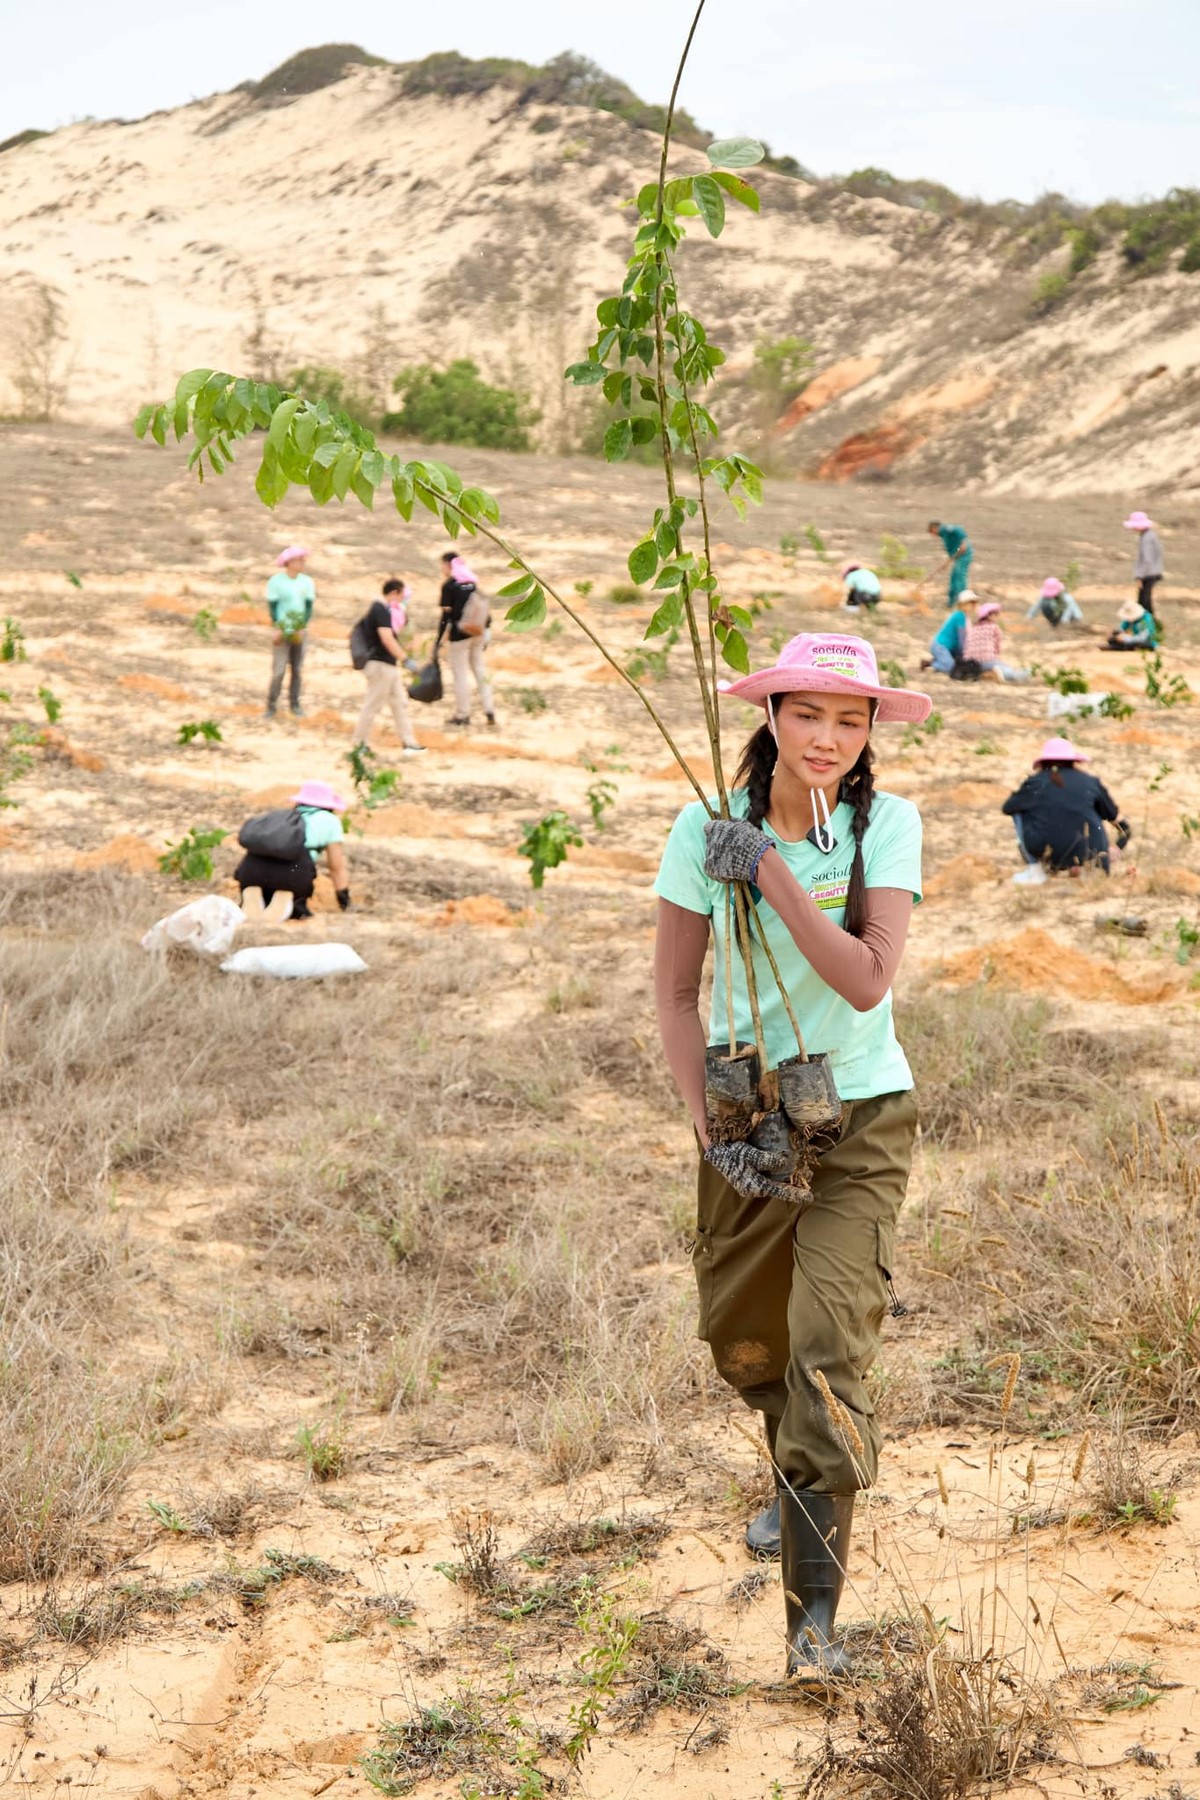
924, 853, 1002, 897
644, 758, 714, 786
41, 728, 106, 772
219, 603, 266, 626
585, 663, 625, 684
297, 708, 350, 731
1113, 724, 1169, 746
937, 925, 1183, 1006
76, 834, 161, 874
816, 424, 919, 482
570, 843, 657, 875
778, 355, 882, 431
362, 802, 464, 839
142, 594, 193, 616
118, 673, 192, 702
432, 895, 535, 928
489, 653, 549, 675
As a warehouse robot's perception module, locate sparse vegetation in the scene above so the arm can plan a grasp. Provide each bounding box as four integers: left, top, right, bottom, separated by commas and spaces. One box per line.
383, 359, 538, 451
877, 533, 923, 580
585, 778, 618, 830
157, 825, 226, 881
519, 810, 583, 888
177, 719, 222, 744
36, 685, 61, 723
2, 617, 27, 662
192, 605, 219, 641
1144, 652, 1192, 708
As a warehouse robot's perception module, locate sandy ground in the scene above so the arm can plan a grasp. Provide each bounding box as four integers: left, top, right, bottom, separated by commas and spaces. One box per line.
2, 427, 1200, 1796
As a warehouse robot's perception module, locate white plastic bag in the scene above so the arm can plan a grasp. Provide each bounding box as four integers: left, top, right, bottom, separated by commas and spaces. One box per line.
1048, 691, 1110, 720
142, 896, 244, 959
220, 943, 368, 980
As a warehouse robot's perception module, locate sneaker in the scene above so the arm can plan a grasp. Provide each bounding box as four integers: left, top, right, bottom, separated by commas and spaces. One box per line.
264, 706, 276, 719
290, 706, 306, 718
1012, 864, 1049, 886
403, 744, 427, 756
447, 715, 471, 728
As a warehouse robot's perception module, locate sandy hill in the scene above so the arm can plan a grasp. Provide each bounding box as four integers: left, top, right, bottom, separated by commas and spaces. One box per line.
4, 45, 1200, 495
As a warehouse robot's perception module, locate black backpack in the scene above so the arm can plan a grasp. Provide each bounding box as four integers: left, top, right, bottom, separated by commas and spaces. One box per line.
350, 615, 372, 670
238, 806, 306, 860
950, 657, 983, 682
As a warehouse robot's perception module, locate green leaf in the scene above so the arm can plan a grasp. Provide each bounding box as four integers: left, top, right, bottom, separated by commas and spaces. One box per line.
565, 360, 606, 386
646, 592, 685, 637
596, 297, 620, 327
603, 418, 634, 463
498, 574, 535, 599
720, 627, 750, 674
350, 467, 376, 508
652, 565, 684, 589
309, 459, 336, 505
392, 472, 414, 520
133, 403, 155, 440
636, 181, 659, 216
150, 408, 167, 447
628, 540, 658, 585
505, 590, 547, 631
711, 171, 761, 213
360, 449, 386, 489
174, 369, 213, 410
706, 137, 766, 170
255, 450, 288, 508
267, 395, 302, 452
629, 417, 657, 446
691, 175, 726, 239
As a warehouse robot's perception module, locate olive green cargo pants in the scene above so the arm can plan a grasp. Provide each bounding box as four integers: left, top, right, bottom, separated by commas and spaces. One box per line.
693, 1089, 917, 1493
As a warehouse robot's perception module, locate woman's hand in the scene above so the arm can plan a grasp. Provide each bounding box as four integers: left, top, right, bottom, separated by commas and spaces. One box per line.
704, 1138, 794, 1201
703, 818, 773, 884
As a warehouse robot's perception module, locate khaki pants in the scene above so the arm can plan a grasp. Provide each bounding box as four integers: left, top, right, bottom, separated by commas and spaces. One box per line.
447, 635, 494, 719
693, 1088, 917, 1492
356, 658, 417, 749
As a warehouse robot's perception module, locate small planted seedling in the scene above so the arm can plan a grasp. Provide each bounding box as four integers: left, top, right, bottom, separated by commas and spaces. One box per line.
177, 719, 223, 745
158, 826, 226, 882
1175, 919, 1200, 965
803, 523, 830, 563
64, 570, 83, 590
37, 686, 61, 723
346, 743, 401, 810
519, 811, 583, 889
1032, 662, 1089, 696
573, 578, 594, 599
192, 606, 219, 641
1, 618, 26, 663
877, 534, 923, 580
1143, 652, 1192, 708
779, 532, 799, 560
879, 658, 907, 688
586, 778, 617, 831
295, 1422, 346, 1482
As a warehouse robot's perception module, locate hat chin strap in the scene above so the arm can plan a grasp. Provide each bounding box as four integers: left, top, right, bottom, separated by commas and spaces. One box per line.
810, 785, 837, 855
765, 695, 778, 742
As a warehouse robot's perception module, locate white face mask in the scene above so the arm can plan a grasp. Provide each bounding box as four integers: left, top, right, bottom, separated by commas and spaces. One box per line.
765, 696, 839, 854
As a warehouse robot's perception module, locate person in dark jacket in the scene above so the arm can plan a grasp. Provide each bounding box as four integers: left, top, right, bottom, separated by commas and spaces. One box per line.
1002, 738, 1129, 883
435, 553, 495, 728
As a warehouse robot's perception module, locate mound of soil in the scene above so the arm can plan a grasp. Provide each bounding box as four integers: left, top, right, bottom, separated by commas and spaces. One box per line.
937, 925, 1183, 1006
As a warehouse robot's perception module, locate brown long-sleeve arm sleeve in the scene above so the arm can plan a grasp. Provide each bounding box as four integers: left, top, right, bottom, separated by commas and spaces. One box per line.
653, 899, 712, 1146
754, 849, 914, 1012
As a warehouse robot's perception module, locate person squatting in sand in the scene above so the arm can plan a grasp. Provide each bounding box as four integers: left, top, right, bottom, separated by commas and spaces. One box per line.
1003, 737, 1130, 885
653, 632, 930, 1686
235, 780, 351, 920
1026, 577, 1083, 629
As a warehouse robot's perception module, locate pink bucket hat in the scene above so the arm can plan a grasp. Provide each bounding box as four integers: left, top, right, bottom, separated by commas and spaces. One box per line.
293, 779, 346, 812
1123, 511, 1153, 530
276, 545, 309, 566
975, 600, 1001, 621
1041, 577, 1064, 598
840, 561, 862, 579
1035, 737, 1088, 766
718, 632, 932, 724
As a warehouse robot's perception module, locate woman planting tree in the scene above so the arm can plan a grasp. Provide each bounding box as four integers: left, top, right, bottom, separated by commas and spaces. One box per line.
654, 631, 930, 1686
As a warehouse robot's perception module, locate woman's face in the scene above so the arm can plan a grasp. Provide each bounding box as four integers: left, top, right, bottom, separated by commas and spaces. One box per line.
773, 690, 871, 791
283, 557, 306, 576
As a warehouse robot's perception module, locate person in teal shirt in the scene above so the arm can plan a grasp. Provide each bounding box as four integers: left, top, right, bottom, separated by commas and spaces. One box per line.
921, 591, 974, 673
927, 520, 973, 607
265, 545, 315, 718
840, 562, 881, 611
1103, 596, 1159, 651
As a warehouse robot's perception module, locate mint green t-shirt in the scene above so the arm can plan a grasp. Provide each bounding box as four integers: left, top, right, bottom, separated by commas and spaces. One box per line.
299, 805, 344, 863
653, 789, 922, 1100
266, 571, 315, 637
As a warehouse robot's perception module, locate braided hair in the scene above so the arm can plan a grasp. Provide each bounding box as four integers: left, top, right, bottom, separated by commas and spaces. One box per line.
733, 708, 877, 940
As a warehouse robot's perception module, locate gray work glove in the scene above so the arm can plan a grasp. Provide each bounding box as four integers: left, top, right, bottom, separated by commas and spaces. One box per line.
704, 1137, 795, 1202
703, 817, 772, 884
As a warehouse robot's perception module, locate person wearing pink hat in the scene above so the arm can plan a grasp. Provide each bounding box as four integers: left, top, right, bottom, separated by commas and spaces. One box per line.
653, 633, 930, 1683
960, 599, 1029, 682
1123, 510, 1164, 619
265, 546, 315, 719
1026, 576, 1083, 630
1002, 738, 1128, 884
233, 778, 350, 919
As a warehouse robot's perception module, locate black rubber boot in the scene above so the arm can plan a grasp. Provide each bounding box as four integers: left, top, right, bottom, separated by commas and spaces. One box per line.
780, 1489, 854, 1685
745, 1415, 782, 1558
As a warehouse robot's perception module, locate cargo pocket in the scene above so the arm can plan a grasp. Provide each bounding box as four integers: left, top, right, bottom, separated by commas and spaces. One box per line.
692, 1219, 715, 1341
876, 1218, 907, 1319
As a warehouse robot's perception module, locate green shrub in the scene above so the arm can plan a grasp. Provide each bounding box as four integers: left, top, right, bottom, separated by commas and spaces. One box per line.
519, 811, 582, 889
1066, 225, 1101, 275
288, 364, 376, 426
1181, 235, 1200, 274
382, 359, 538, 451
1032, 271, 1069, 312
157, 828, 226, 882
